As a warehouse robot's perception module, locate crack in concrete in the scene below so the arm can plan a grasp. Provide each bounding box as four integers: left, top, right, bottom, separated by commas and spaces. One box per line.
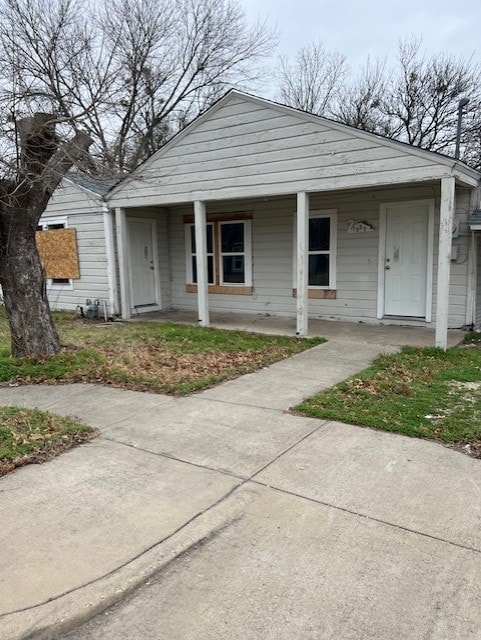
250, 480, 481, 556
98, 421, 481, 561
0, 482, 242, 619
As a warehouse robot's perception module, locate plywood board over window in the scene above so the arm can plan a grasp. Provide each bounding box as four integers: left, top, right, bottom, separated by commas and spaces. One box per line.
36, 228, 80, 279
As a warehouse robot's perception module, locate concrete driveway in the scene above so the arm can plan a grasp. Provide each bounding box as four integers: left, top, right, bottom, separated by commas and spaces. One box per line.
0, 335, 480, 640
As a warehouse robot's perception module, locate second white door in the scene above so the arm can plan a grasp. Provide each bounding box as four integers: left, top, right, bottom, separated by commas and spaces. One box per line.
128, 219, 157, 308
383, 203, 430, 317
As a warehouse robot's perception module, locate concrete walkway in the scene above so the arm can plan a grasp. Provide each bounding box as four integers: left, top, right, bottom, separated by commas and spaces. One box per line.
0, 334, 480, 639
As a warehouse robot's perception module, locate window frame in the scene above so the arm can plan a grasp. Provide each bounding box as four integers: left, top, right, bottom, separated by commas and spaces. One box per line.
37, 216, 74, 290
186, 222, 215, 286
185, 217, 253, 294
218, 220, 252, 287
293, 209, 337, 292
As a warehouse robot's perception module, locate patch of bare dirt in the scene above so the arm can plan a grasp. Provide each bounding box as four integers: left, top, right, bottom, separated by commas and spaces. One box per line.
446, 440, 481, 459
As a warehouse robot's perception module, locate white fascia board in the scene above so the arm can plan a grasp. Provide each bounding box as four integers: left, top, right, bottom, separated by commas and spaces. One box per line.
451, 169, 480, 188
106, 166, 457, 210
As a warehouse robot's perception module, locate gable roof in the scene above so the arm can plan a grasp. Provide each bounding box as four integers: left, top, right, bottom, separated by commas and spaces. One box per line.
107, 90, 480, 206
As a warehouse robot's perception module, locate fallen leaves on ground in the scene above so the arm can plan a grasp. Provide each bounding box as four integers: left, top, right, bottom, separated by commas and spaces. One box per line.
0, 429, 98, 476
62, 343, 293, 392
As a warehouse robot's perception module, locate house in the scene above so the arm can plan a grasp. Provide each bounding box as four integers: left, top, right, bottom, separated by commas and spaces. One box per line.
99, 90, 481, 348
38, 175, 118, 318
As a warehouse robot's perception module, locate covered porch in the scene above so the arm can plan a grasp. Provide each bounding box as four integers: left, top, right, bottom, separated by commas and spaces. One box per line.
105, 91, 481, 351
131, 309, 466, 349
111, 175, 475, 351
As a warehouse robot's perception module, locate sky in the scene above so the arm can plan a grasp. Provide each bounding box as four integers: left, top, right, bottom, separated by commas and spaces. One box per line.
239, 0, 481, 95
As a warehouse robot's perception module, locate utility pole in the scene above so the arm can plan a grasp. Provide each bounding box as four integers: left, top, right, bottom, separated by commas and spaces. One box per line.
455, 97, 470, 159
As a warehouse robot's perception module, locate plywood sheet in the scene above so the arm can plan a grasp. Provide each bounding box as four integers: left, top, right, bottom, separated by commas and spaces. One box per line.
36, 228, 80, 279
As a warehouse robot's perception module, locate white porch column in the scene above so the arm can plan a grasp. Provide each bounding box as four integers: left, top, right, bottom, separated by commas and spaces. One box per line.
194, 200, 210, 327
435, 177, 456, 350
115, 207, 131, 320
103, 208, 119, 316
296, 192, 309, 337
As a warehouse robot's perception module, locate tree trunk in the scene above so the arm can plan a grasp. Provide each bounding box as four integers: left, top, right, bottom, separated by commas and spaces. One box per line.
0, 218, 60, 358
0, 115, 92, 358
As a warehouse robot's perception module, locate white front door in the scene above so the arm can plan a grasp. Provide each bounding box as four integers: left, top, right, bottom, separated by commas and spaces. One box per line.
383, 203, 430, 317
128, 219, 157, 308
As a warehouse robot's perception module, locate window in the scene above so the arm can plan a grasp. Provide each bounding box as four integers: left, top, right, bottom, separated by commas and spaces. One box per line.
190, 223, 215, 285
37, 217, 75, 289
220, 222, 246, 284
309, 216, 331, 287
185, 217, 252, 294
293, 210, 337, 297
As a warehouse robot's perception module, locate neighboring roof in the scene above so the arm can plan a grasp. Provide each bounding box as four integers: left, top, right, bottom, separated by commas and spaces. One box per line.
67, 173, 119, 197
107, 89, 480, 202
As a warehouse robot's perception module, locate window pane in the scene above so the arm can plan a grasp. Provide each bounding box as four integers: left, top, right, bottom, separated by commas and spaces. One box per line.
208, 256, 214, 283
221, 223, 244, 253
190, 225, 213, 254
207, 225, 213, 254
309, 218, 330, 251
190, 226, 196, 254
222, 256, 245, 283
192, 256, 214, 284
309, 255, 329, 286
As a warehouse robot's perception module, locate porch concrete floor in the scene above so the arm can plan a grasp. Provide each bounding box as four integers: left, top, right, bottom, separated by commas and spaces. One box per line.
130, 309, 466, 349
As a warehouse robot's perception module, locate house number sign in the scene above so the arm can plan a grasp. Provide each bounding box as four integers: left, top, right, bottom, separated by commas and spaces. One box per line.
347, 220, 375, 233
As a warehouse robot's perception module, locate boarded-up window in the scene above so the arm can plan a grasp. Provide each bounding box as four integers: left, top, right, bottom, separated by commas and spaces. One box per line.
36, 228, 80, 279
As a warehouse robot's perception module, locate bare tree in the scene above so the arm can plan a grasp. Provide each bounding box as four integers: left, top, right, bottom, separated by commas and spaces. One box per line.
277, 41, 347, 115
0, 118, 92, 357
280, 38, 481, 165
0, 0, 275, 357
332, 58, 392, 135
0, 0, 98, 356
334, 39, 481, 161
84, 0, 276, 171
1, 0, 275, 173
383, 38, 481, 154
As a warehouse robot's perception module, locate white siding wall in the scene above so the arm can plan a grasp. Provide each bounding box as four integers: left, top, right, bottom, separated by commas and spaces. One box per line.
39, 181, 110, 312
109, 94, 462, 208
157, 212, 172, 308
161, 185, 471, 327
